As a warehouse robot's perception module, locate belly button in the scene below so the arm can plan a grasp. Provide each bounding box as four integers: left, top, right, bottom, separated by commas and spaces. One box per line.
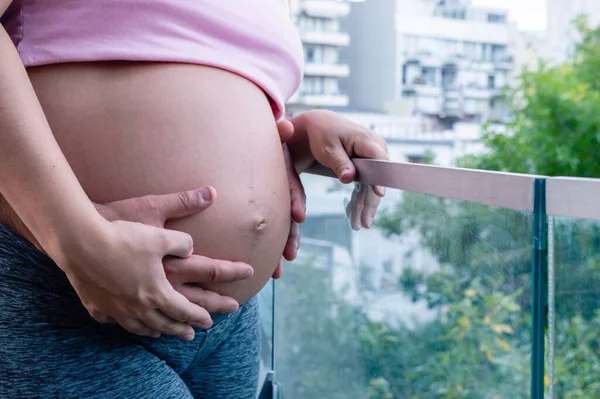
255, 219, 268, 231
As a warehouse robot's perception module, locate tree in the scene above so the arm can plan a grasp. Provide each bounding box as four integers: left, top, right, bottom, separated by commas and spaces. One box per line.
271, 17, 600, 399
460, 16, 600, 178
371, 17, 600, 399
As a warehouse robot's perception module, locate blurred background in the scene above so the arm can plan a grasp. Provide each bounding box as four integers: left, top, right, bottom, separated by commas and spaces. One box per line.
259, 1, 600, 398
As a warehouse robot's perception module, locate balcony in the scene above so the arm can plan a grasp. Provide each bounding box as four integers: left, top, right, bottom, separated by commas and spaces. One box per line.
258, 159, 600, 398
300, 0, 351, 18
298, 29, 350, 46
288, 92, 349, 107
303, 62, 350, 78
494, 54, 514, 70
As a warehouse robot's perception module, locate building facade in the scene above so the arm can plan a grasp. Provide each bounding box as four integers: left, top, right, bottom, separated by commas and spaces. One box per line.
344, 0, 513, 127
287, 0, 352, 112
545, 0, 600, 63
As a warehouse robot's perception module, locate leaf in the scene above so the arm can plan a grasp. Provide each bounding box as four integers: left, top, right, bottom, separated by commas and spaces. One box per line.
497, 339, 512, 351
458, 316, 472, 331
491, 324, 514, 335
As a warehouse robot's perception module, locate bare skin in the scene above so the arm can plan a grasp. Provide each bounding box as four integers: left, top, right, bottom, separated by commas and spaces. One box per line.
24, 62, 292, 305
0, 61, 390, 305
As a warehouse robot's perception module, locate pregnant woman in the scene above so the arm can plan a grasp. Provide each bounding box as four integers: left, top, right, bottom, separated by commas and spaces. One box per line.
0, 1, 388, 398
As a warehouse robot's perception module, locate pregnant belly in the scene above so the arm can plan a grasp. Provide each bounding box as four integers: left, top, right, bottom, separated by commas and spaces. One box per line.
28, 62, 291, 304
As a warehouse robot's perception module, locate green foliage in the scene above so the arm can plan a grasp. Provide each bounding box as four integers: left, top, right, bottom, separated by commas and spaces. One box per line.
274, 17, 600, 399
364, 17, 600, 399
461, 16, 600, 178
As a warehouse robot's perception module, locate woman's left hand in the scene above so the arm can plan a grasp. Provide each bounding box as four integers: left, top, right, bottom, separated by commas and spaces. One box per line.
273, 118, 305, 278
274, 110, 389, 278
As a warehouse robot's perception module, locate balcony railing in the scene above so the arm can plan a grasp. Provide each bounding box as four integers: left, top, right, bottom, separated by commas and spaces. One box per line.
258, 159, 600, 399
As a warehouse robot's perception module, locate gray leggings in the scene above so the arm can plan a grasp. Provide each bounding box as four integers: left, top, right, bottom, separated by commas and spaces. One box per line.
0, 225, 261, 399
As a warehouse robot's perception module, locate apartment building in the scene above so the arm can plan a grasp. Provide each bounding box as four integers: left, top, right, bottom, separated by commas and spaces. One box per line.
287, 0, 352, 112
344, 0, 513, 126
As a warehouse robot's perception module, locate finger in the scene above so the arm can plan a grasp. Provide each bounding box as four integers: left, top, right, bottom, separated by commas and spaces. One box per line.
158, 285, 213, 329
159, 229, 194, 258
277, 119, 295, 142
90, 311, 117, 324
284, 145, 307, 223
164, 256, 253, 285
361, 186, 382, 229
283, 221, 300, 261
176, 285, 239, 314
289, 176, 306, 224
150, 187, 217, 223
315, 141, 356, 184
349, 185, 365, 231
353, 184, 368, 230
139, 309, 195, 340
114, 316, 161, 338
352, 134, 389, 161
272, 257, 284, 279
373, 185, 386, 197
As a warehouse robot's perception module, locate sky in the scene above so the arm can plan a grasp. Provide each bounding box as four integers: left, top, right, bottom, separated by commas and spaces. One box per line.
472, 0, 547, 31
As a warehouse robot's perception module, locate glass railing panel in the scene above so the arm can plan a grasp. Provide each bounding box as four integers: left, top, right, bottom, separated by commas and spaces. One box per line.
257, 282, 274, 389
267, 173, 533, 398
549, 216, 600, 398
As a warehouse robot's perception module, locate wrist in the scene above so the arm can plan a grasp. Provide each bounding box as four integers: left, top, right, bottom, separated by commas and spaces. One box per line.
42, 209, 110, 272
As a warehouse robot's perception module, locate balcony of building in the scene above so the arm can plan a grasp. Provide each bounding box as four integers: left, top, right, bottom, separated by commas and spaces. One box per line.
288, 92, 349, 108
299, 0, 351, 19
257, 159, 600, 399
299, 30, 350, 46
303, 62, 350, 78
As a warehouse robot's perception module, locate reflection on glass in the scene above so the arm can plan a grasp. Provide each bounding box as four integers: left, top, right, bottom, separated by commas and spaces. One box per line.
551, 217, 600, 398
258, 282, 274, 388
268, 174, 532, 398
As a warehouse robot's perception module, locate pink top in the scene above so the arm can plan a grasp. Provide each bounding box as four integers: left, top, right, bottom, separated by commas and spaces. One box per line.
1, 0, 304, 119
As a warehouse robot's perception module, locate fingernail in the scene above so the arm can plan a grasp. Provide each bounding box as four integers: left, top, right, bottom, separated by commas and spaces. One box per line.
184, 333, 195, 341
367, 216, 374, 229
199, 187, 212, 202
229, 303, 239, 313
245, 268, 253, 278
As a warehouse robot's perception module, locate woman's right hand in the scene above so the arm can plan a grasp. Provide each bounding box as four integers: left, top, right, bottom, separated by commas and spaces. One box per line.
60, 218, 206, 341
50, 187, 252, 341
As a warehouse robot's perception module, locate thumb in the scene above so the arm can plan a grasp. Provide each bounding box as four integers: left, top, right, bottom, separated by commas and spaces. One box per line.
314, 143, 356, 184
151, 186, 217, 223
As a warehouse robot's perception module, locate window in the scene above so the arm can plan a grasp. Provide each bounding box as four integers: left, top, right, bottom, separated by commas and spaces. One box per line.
407, 155, 426, 164
488, 75, 496, 89
304, 46, 323, 63
463, 42, 477, 59
422, 67, 437, 86
300, 77, 325, 95
487, 13, 506, 23
491, 44, 508, 61
297, 15, 328, 32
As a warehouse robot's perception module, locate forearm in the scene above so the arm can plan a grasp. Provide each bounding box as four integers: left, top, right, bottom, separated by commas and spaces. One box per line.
0, 27, 102, 261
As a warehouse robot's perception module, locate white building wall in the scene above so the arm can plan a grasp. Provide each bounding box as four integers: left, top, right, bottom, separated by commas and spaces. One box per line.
345, 0, 513, 123
546, 0, 600, 63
